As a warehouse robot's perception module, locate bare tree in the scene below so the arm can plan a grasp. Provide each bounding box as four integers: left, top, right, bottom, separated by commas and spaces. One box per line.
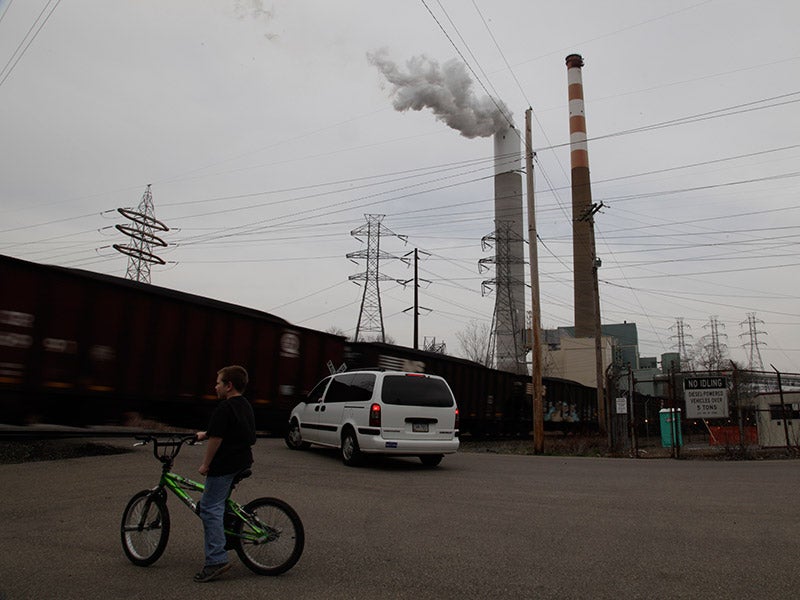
455, 320, 492, 366
363, 334, 396, 345
326, 326, 350, 340
687, 338, 729, 372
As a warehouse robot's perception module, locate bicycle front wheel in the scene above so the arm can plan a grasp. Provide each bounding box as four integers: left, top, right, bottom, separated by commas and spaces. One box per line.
233, 497, 304, 575
120, 490, 170, 566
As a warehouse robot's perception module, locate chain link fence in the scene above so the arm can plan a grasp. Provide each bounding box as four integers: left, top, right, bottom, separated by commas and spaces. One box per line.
607, 367, 800, 457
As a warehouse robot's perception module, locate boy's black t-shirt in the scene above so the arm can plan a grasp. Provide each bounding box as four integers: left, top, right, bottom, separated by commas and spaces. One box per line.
206, 395, 256, 476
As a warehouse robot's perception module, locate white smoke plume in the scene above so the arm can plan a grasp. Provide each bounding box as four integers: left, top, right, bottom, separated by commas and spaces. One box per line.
367, 50, 512, 139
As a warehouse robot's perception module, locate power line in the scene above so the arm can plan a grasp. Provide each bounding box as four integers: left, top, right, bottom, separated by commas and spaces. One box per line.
418, 0, 514, 130
0, 0, 61, 89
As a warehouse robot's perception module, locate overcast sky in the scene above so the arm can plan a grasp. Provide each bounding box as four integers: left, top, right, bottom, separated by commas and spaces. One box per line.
2, 0, 799, 373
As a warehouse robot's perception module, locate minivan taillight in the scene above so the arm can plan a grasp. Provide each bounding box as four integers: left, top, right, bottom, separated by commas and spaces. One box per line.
369, 403, 382, 427
454, 407, 459, 431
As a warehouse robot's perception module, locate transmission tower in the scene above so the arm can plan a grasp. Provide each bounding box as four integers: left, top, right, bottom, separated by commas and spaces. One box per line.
479, 220, 527, 374
669, 317, 693, 363
347, 214, 406, 342
423, 337, 446, 354
114, 184, 169, 283
701, 316, 728, 370
739, 312, 766, 370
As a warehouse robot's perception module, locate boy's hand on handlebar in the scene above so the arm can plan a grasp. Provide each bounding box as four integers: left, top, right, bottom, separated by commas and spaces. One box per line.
195, 431, 208, 442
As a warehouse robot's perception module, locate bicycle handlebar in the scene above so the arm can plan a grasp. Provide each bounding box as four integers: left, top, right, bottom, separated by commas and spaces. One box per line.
133, 433, 200, 464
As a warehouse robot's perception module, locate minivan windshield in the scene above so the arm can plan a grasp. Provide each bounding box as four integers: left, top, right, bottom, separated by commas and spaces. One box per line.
380, 375, 454, 407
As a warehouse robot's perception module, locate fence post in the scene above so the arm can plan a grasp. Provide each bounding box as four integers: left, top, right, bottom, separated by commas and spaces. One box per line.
669, 362, 680, 459
771, 364, 793, 455
630, 367, 639, 457
731, 363, 744, 455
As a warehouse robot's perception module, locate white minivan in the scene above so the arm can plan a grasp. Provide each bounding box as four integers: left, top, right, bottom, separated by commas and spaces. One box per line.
285, 370, 459, 466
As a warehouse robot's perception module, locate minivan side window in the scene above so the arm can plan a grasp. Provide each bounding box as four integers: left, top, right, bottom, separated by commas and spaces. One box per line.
326, 373, 377, 403
326, 374, 354, 403
381, 375, 454, 407
351, 373, 376, 401
307, 377, 330, 403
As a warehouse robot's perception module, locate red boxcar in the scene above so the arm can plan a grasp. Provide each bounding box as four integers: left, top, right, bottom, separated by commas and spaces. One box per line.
0, 254, 344, 432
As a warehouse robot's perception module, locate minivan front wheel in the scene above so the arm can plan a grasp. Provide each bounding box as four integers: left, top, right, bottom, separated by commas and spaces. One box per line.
285, 420, 310, 450
341, 429, 363, 467
419, 454, 443, 467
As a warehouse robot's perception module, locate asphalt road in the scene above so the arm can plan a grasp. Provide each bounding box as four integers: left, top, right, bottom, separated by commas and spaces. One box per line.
1, 439, 798, 600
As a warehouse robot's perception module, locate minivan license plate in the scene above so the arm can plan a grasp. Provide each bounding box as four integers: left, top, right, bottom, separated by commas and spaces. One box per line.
412, 423, 429, 433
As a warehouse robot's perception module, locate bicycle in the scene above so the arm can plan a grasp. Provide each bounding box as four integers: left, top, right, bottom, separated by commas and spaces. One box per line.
120, 434, 304, 576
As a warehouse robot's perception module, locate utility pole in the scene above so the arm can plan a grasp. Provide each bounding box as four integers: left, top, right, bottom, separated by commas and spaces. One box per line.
525, 108, 544, 453
402, 248, 431, 350
577, 201, 606, 437
413, 248, 419, 349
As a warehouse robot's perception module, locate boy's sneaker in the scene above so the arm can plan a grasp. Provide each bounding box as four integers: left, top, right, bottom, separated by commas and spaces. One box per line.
193, 562, 231, 583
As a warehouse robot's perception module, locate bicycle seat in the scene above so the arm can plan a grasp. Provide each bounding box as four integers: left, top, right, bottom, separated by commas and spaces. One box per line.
233, 468, 252, 485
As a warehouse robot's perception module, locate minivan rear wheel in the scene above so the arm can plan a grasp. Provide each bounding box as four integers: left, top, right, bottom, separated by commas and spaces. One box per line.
341, 429, 363, 467
419, 454, 443, 467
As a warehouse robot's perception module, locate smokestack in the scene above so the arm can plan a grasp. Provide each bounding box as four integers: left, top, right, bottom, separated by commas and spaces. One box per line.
369, 50, 526, 372
566, 53, 596, 337
492, 127, 526, 374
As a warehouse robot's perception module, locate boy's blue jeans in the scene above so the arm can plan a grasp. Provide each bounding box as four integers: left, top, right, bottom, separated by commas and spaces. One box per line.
198, 472, 236, 566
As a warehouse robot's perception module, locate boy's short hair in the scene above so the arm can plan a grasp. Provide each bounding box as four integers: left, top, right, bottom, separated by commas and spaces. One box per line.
218, 365, 248, 393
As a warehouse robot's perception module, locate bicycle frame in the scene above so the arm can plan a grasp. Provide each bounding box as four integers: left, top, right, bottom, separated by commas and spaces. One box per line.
139, 436, 270, 545
156, 472, 255, 539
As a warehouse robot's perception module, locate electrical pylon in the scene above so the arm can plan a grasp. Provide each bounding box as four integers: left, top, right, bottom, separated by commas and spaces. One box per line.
347, 214, 406, 342
479, 220, 527, 374
739, 312, 766, 371
114, 184, 169, 283
702, 316, 728, 370
423, 337, 446, 353
670, 317, 693, 363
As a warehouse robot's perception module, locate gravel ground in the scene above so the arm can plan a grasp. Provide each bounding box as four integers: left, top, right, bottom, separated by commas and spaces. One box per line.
0, 439, 132, 464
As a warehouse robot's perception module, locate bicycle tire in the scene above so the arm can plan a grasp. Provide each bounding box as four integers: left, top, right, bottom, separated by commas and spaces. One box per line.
233, 497, 304, 576
120, 490, 170, 566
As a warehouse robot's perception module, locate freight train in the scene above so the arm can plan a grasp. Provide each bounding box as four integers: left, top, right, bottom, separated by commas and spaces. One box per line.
0, 254, 597, 436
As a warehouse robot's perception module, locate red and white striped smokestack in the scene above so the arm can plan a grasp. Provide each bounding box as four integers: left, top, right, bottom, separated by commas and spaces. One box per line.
566, 53, 596, 338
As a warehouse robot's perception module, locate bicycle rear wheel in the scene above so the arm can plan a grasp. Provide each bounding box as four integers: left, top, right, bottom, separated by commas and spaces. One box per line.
121, 490, 170, 566
233, 497, 304, 575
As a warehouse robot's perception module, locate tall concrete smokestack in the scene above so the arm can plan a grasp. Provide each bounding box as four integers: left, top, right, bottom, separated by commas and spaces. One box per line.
566, 53, 596, 337
369, 50, 526, 372
490, 127, 526, 374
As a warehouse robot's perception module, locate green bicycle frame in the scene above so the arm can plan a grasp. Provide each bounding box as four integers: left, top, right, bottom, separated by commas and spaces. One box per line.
155, 471, 270, 544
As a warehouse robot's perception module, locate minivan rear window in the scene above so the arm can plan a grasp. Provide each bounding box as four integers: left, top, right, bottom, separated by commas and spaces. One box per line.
380, 375, 454, 407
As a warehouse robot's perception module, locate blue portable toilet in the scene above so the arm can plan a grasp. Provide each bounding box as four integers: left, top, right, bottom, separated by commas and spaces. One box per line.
659, 408, 683, 448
